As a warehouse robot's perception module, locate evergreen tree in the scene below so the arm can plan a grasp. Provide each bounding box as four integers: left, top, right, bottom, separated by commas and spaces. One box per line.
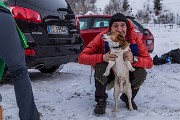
153, 0, 163, 16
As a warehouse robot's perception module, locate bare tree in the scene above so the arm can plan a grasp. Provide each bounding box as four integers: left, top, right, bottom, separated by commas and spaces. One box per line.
135, 1, 152, 23
156, 11, 175, 24
135, 10, 143, 23
142, 2, 152, 23
122, 0, 132, 15
104, 0, 122, 15
103, 0, 132, 15
67, 0, 97, 15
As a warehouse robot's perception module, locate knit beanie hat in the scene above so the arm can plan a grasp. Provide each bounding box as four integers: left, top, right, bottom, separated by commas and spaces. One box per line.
109, 13, 128, 31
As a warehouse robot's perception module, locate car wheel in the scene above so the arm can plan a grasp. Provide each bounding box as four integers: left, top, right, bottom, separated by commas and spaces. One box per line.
38, 65, 60, 73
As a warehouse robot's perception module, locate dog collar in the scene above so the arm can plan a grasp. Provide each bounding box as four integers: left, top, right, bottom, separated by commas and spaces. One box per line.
112, 46, 120, 48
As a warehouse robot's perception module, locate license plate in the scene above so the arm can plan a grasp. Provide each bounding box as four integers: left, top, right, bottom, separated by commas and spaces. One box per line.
47, 25, 68, 34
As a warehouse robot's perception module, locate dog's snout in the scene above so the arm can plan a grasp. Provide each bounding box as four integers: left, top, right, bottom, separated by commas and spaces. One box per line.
102, 34, 107, 39
107, 32, 112, 35
102, 34, 105, 39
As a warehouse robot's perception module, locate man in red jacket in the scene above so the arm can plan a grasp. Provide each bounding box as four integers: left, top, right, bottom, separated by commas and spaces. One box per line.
78, 13, 153, 115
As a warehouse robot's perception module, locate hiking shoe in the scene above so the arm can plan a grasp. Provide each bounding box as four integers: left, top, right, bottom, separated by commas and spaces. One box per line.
94, 99, 106, 115
120, 94, 138, 110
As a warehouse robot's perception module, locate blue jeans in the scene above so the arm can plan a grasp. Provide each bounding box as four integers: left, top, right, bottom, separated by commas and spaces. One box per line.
0, 11, 39, 120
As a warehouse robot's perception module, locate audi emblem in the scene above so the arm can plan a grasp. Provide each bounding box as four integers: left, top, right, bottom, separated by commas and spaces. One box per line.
59, 14, 65, 19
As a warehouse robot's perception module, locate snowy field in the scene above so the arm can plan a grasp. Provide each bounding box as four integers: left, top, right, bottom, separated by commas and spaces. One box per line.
1, 24, 180, 120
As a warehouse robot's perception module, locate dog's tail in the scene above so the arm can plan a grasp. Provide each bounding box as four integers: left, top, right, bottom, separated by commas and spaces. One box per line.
0, 105, 3, 120
106, 80, 114, 90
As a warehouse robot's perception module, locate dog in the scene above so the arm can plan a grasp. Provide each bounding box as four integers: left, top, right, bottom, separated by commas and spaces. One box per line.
102, 31, 135, 112
0, 94, 2, 120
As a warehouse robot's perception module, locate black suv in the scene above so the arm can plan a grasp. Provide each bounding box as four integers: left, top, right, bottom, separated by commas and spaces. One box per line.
3, 0, 83, 73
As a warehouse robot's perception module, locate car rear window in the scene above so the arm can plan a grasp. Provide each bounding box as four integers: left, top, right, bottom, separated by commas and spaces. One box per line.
130, 19, 146, 32
79, 17, 92, 30
22, 0, 70, 12
92, 18, 110, 28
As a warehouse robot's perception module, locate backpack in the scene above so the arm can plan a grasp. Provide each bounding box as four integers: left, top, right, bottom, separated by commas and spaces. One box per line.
153, 52, 170, 65
153, 48, 180, 65
170, 48, 180, 64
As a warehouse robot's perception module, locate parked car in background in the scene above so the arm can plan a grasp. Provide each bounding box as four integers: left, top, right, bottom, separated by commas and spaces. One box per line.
78, 15, 154, 53
3, 0, 83, 73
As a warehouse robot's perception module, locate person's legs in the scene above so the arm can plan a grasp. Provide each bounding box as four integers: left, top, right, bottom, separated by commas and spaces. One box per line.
94, 62, 114, 115
120, 67, 147, 110
94, 62, 108, 99
130, 67, 147, 89
0, 11, 39, 120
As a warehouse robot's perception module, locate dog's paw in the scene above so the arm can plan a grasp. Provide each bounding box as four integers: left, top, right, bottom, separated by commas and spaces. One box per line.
103, 72, 109, 76
129, 67, 135, 72
113, 108, 118, 112
128, 103, 134, 111
129, 107, 134, 111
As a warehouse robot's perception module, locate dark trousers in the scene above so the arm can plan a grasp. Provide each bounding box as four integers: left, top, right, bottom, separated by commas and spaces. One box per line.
0, 11, 39, 120
94, 62, 147, 99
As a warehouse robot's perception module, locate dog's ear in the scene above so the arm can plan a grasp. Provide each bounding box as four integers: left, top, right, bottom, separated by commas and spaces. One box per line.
119, 41, 129, 49
117, 34, 125, 41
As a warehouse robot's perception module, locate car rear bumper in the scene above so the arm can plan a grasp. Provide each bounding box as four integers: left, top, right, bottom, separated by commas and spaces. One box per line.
25, 42, 83, 68
24, 32, 83, 68
25, 54, 79, 69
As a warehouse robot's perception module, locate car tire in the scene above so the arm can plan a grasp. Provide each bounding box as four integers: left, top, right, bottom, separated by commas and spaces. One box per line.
38, 65, 60, 73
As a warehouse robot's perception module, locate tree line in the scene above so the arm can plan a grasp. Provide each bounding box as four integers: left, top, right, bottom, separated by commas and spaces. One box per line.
67, 0, 179, 24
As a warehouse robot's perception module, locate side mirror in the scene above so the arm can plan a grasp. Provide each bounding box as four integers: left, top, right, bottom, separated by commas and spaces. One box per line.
143, 29, 149, 36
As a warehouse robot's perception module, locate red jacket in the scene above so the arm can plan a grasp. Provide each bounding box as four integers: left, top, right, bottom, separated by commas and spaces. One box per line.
78, 20, 153, 69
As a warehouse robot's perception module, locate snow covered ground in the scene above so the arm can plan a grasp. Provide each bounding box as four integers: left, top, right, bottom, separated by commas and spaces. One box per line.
1, 24, 180, 120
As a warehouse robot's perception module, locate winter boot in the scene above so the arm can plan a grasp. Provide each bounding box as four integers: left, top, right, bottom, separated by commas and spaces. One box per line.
120, 94, 137, 110
94, 98, 106, 115
120, 88, 139, 110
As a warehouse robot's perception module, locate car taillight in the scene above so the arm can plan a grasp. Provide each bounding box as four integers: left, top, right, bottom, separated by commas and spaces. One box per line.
9, 6, 42, 23
24, 49, 36, 56
146, 40, 153, 45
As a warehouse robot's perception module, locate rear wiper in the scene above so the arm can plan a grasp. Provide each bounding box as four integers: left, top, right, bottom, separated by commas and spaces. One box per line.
57, 8, 70, 11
